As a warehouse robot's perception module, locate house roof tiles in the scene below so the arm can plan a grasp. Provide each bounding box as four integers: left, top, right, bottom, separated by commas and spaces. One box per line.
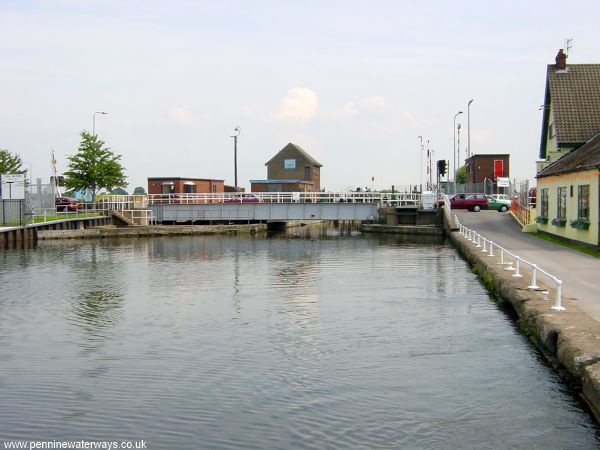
265, 143, 323, 167
546, 64, 600, 146
537, 131, 600, 178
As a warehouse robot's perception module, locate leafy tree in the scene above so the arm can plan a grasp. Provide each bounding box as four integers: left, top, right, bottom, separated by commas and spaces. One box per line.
64, 131, 127, 201
110, 187, 129, 195
0, 148, 26, 175
456, 165, 467, 184
133, 186, 146, 195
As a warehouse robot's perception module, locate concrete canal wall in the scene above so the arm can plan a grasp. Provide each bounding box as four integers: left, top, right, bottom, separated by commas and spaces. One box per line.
444, 215, 600, 421
37, 223, 268, 239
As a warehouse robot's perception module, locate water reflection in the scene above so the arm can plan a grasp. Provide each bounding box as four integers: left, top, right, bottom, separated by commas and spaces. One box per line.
0, 226, 599, 448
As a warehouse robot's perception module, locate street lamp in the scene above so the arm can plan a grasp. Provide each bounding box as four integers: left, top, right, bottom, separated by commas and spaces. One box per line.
230, 126, 241, 188
418, 136, 423, 192
453, 111, 463, 188
93, 111, 108, 136
467, 99, 474, 159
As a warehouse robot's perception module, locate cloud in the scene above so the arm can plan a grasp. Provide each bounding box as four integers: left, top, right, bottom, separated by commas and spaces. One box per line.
359, 96, 387, 109
324, 101, 359, 120
159, 106, 213, 124
268, 87, 318, 122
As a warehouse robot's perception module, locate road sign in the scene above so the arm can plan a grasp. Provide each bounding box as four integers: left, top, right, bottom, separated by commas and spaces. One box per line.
497, 177, 510, 187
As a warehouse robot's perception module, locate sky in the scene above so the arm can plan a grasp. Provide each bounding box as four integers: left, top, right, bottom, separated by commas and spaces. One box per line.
2, 0, 600, 192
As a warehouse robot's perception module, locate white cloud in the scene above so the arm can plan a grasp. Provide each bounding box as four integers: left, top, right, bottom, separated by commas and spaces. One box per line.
324, 101, 359, 120
359, 96, 387, 109
268, 87, 318, 122
159, 106, 213, 124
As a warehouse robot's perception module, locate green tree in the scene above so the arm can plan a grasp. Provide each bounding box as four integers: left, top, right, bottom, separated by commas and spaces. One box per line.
64, 131, 127, 201
110, 187, 129, 195
133, 186, 146, 195
0, 148, 26, 175
456, 165, 467, 184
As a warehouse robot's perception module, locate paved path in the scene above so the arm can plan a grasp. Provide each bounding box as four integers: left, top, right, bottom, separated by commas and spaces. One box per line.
453, 209, 600, 321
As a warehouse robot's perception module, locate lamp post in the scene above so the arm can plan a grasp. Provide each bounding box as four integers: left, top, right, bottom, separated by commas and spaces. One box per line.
418, 136, 423, 192
230, 126, 241, 188
93, 111, 108, 137
453, 111, 463, 189
467, 99, 474, 159
457, 123, 462, 184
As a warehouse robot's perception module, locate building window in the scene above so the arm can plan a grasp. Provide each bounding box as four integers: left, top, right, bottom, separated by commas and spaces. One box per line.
548, 123, 555, 139
540, 188, 548, 218
284, 159, 296, 169
557, 187, 566, 220
183, 183, 197, 194
578, 185, 589, 220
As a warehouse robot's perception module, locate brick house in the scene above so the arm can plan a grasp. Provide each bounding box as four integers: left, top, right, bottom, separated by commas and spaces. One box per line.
251, 143, 323, 192
464, 154, 510, 185
147, 177, 224, 195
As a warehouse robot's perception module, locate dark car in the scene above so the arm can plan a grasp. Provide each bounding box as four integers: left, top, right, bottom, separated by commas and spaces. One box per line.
224, 193, 261, 203
55, 197, 81, 212
448, 193, 488, 212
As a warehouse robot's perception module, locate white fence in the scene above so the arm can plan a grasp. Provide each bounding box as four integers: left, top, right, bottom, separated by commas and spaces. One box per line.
145, 191, 441, 208
454, 215, 564, 311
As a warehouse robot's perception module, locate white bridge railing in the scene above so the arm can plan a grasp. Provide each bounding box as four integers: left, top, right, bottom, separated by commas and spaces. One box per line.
454, 215, 564, 311
144, 191, 442, 207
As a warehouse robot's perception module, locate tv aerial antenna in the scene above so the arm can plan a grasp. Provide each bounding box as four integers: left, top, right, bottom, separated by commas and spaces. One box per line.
565, 38, 573, 56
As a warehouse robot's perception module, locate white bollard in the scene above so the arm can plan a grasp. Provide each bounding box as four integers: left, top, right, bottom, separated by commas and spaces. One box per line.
528, 264, 539, 289
476, 234, 482, 248
482, 238, 487, 253
551, 280, 565, 311
489, 241, 495, 257
512, 256, 522, 278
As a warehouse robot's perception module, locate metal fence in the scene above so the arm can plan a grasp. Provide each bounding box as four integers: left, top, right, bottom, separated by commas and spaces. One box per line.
454, 214, 564, 311
0, 199, 25, 226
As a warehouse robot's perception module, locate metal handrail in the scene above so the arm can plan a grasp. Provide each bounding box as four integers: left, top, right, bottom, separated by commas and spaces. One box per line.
454, 215, 564, 311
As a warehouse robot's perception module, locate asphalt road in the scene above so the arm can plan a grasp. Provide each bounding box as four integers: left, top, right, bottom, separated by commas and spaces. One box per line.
452, 209, 600, 321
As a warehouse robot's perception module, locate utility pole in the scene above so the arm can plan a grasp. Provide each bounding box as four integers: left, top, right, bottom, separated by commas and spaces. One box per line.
230, 126, 241, 188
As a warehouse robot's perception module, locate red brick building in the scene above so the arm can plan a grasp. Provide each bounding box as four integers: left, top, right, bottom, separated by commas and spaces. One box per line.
147, 177, 224, 195
464, 154, 510, 184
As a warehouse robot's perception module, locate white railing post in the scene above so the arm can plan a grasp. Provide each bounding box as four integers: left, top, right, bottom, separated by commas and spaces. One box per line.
552, 280, 565, 311
512, 256, 522, 278
528, 264, 539, 289
475, 233, 482, 248
488, 241, 495, 257
481, 238, 487, 253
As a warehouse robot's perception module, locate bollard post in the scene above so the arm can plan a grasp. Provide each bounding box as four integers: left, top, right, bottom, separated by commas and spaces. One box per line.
528, 264, 539, 289
498, 249, 505, 265
551, 280, 565, 311
512, 256, 522, 278
489, 241, 495, 257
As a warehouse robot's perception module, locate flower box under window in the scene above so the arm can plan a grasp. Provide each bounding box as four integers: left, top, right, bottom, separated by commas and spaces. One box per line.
535, 216, 548, 224
551, 218, 567, 227
570, 218, 590, 230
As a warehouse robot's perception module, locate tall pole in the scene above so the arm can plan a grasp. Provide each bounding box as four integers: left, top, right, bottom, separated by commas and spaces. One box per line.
467, 99, 474, 159
457, 123, 462, 184
453, 111, 463, 190
418, 136, 423, 192
231, 126, 241, 188
93, 111, 107, 136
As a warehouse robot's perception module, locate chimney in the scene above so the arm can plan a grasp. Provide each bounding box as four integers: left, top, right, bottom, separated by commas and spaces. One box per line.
555, 48, 567, 70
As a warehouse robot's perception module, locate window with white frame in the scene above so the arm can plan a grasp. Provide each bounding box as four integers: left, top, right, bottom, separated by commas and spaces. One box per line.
557, 187, 566, 220
540, 188, 548, 218
577, 185, 589, 220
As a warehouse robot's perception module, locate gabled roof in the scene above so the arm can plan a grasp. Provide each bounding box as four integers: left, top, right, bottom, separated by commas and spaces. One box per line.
540, 63, 600, 157
265, 143, 323, 167
537, 131, 600, 178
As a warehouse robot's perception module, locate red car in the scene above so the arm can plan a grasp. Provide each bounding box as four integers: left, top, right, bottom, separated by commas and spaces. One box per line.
448, 193, 488, 212
224, 193, 261, 203
55, 197, 81, 212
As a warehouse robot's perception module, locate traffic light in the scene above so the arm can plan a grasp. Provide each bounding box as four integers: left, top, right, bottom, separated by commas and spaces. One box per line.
437, 160, 447, 176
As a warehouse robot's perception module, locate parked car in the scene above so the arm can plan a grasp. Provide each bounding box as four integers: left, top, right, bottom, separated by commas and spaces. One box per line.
447, 193, 488, 211
224, 193, 261, 203
486, 194, 511, 212
55, 197, 81, 212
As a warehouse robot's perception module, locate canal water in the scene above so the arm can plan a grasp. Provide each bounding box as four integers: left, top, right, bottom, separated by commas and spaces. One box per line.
1, 226, 598, 449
